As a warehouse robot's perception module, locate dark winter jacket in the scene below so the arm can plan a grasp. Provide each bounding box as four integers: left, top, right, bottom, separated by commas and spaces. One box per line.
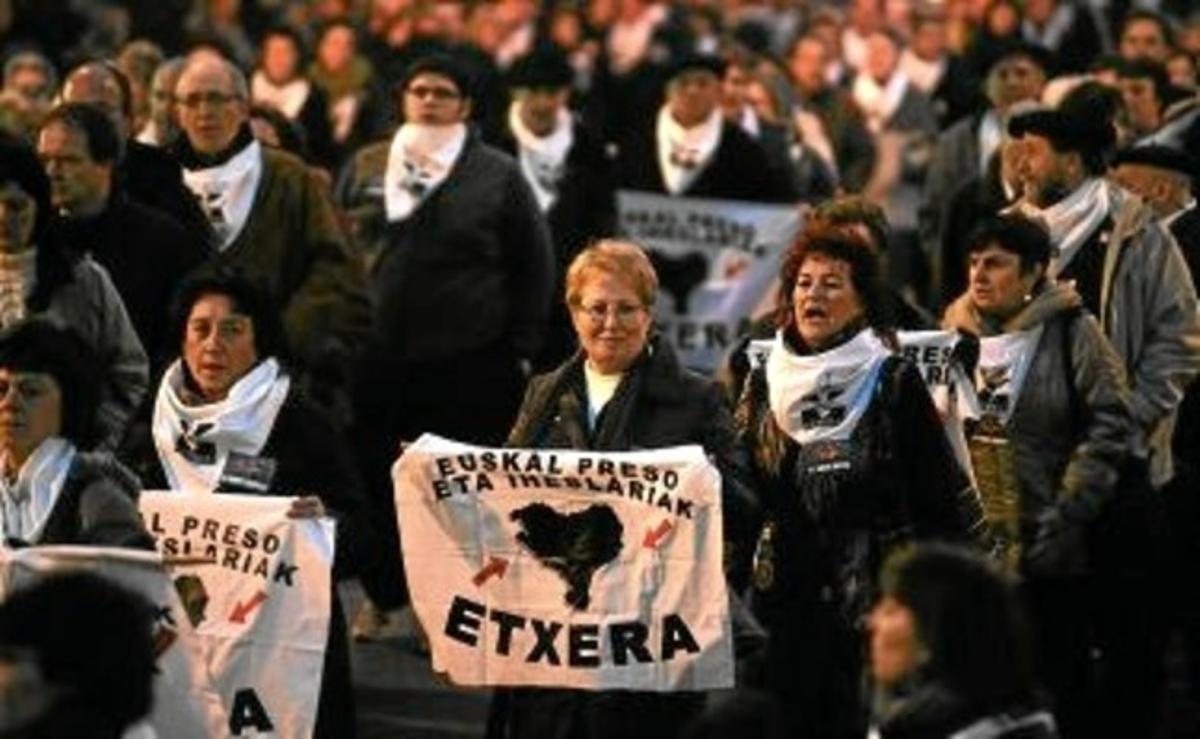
121, 139, 212, 240
875, 682, 1058, 739
30, 451, 153, 549
366, 132, 554, 364
616, 118, 798, 204
493, 336, 756, 739
943, 283, 1134, 577
52, 194, 211, 369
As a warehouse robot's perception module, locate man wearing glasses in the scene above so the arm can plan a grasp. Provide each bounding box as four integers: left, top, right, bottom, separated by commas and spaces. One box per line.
342, 53, 553, 637
169, 52, 370, 388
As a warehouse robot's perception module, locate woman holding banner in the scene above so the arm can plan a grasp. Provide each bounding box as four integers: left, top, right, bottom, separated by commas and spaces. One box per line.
734, 224, 983, 738
0, 321, 150, 548
941, 215, 1134, 737
490, 238, 756, 739
119, 270, 371, 739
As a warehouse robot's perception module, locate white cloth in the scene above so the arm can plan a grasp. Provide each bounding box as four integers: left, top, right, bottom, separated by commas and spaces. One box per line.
737, 105, 761, 138
583, 362, 624, 430
841, 27, 869, 71
0, 249, 36, 331
152, 358, 291, 493
793, 106, 839, 180
250, 71, 311, 120
900, 49, 946, 94
509, 103, 573, 212
384, 122, 467, 222
1015, 178, 1109, 278
182, 139, 264, 251
656, 106, 723, 196
766, 329, 892, 444
0, 438, 76, 544
975, 326, 1045, 425
978, 109, 1003, 173
852, 71, 910, 134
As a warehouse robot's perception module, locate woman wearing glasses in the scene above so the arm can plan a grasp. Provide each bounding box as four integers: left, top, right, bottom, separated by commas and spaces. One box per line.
0, 321, 149, 549
491, 239, 755, 739
119, 270, 373, 738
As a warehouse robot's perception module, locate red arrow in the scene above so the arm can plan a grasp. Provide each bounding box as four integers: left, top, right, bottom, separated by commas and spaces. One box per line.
643, 520, 674, 549
152, 626, 177, 658
229, 591, 268, 624
472, 556, 509, 587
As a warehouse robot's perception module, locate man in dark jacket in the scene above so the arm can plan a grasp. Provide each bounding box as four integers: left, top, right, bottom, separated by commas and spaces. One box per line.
36, 103, 210, 368
349, 53, 554, 621
488, 47, 617, 370
58, 61, 212, 242
616, 53, 796, 204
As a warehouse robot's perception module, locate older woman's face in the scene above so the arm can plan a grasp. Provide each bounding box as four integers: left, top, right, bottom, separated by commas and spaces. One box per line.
183, 293, 259, 402
869, 595, 922, 687
0, 181, 36, 254
792, 253, 865, 349
968, 243, 1040, 318
571, 271, 652, 374
0, 368, 62, 469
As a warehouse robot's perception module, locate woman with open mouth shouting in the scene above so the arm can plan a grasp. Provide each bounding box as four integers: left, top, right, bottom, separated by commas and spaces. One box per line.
734, 223, 985, 739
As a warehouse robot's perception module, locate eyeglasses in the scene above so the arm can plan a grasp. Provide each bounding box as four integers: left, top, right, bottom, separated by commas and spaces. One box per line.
405, 85, 461, 101
0, 373, 53, 404
575, 302, 646, 325
176, 92, 242, 110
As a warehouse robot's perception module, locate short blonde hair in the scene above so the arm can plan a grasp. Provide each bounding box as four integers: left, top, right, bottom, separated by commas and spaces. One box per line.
565, 239, 658, 309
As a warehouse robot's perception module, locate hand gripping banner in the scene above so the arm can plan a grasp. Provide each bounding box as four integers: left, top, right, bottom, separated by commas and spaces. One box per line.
393, 434, 735, 691
139, 492, 336, 738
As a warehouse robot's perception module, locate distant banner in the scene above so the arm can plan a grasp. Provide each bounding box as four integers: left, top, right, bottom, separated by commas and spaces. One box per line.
393, 434, 734, 691
139, 492, 336, 738
618, 190, 803, 372
0, 545, 224, 739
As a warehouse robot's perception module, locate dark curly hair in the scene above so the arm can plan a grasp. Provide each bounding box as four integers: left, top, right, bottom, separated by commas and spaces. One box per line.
167, 268, 290, 373
0, 320, 100, 447
774, 223, 891, 340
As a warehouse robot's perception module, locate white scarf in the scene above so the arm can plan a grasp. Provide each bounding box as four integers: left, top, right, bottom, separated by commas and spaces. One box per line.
656, 106, 723, 196
766, 329, 891, 445
152, 358, 291, 494
509, 103, 574, 213
737, 105, 761, 138
978, 109, 1003, 173
250, 71, 311, 120
975, 326, 1045, 425
0, 249, 36, 331
852, 71, 910, 134
1015, 178, 1109, 278
0, 438, 76, 545
384, 122, 467, 222
900, 49, 946, 94
182, 139, 264, 251
793, 106, 840, 180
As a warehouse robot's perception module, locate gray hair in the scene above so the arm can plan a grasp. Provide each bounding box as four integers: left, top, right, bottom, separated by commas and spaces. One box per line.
3, 51, 58, 96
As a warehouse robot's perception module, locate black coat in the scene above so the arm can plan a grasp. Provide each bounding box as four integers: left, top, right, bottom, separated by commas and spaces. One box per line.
616, 118, 797, 204
122, 139, 212, 241
368, 132, 554, 365
53, 195, 211, 369
493, 336, 757, 739
737, 345, 981, 738
490, 121, 617, 369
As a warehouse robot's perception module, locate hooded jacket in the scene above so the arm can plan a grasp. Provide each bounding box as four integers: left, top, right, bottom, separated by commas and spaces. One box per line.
944, 282, 1134, 575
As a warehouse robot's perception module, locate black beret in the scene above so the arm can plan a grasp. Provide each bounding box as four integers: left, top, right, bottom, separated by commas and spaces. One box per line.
667, 52, 726, 81
1113, 144, 1200, 181
986, 40, 1053, 76
399, 53, 473, 99
507, 47, 574, 90
1008, 108, 1115, 158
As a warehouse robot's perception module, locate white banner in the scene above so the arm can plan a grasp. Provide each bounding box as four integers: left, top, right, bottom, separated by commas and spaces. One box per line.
0, 545, 224, 739
139, 492, 336, 738
393, 434, 734, 691
617, 190, 803, 372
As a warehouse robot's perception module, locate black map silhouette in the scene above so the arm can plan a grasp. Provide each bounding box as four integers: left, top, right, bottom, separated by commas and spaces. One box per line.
647, 250, 708, 314
510, 503, 624, 610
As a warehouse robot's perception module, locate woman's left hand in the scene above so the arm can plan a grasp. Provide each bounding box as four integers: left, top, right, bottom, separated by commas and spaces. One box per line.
287, 495, 327, 519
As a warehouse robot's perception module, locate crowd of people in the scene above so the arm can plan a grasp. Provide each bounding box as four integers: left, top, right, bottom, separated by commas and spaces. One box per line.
0, 0, 1199, 737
